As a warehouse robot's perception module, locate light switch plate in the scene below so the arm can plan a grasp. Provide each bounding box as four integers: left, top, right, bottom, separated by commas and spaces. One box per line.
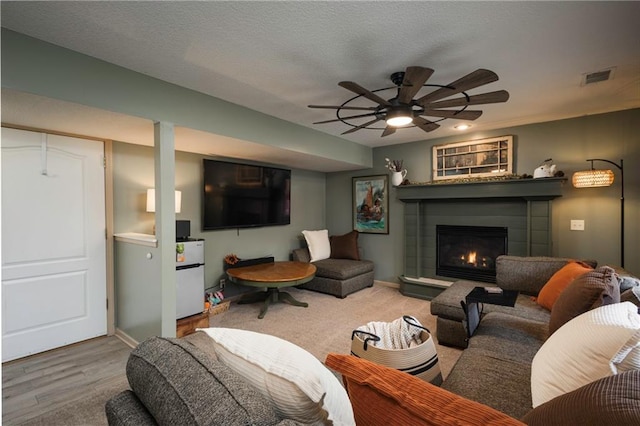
570, 220, 585, 231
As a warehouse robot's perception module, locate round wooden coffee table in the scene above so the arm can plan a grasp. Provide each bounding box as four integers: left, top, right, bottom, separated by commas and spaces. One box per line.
226, 261, 316, 319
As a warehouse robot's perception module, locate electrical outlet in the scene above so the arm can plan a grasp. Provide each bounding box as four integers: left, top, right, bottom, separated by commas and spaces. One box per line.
570, 220, 585, 231
219, 278, 226, 289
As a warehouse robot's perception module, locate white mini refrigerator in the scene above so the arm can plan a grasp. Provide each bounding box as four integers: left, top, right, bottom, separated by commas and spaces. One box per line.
176, 240, 205, 319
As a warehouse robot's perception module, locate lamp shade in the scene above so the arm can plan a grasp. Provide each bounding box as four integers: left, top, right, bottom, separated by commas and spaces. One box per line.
571, 169, 615, 188
146, 189, 182, 213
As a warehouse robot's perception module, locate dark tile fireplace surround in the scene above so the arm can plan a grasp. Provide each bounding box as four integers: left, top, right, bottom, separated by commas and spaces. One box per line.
396, 177, 567, 299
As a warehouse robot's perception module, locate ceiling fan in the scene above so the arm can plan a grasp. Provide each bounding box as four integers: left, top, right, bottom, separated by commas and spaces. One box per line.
308, 66, 509, 137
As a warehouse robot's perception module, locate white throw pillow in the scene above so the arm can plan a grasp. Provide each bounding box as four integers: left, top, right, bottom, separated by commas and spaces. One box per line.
531, 302, 640, 407
302, 229, 331, 262
198, 327, 355, 425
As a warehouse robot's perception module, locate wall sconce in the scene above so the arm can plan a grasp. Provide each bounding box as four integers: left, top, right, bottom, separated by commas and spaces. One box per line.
572, 158, 624, 267
146, 188, 182, 214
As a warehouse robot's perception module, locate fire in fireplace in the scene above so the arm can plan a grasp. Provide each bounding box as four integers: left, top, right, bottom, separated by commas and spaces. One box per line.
436, 225, 508, 283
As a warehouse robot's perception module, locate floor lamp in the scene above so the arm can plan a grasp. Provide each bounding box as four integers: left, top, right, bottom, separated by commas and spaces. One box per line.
572, 158, 624, 267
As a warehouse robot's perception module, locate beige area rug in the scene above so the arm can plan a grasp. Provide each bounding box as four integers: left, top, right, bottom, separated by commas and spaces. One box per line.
210, 283, 462, 378
18, 284, 461, 425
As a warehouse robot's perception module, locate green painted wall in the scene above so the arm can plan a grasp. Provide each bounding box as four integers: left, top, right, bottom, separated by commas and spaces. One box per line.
112, 141, 326, 294
327, 109, 640, 279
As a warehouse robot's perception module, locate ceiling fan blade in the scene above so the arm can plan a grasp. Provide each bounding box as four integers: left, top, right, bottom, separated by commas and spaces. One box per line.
313, 112, 377, 124
397, 66, 434, 104
413, 116, 440, 133
426, 90, 510, 109
416, 69, 499, 105
339, 81, 391, 106
341, 118, 381, 135
308, 105, 378, 111
421, 109, 483, 120
381, 126, 396, 137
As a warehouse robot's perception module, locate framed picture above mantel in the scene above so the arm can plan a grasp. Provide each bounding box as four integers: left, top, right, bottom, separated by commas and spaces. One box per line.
432, 135, 513, 181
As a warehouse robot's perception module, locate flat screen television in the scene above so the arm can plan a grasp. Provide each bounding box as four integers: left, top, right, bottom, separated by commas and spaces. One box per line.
202, 159, 291, 230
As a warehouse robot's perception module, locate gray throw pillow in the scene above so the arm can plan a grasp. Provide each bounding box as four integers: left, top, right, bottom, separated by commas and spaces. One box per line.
126, 337, 283, 426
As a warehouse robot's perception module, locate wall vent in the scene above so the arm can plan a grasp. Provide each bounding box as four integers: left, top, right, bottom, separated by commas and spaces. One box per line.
581, 67, 615, 86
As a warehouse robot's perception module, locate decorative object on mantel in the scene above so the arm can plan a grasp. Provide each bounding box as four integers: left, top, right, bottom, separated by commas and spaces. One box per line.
385, 158, 404, 172
353, 175, 389, 234
533, 158, 557, 178
391, 171, 408, 186
572, 158, 624, 267
385, 158, 408, 186
309, 66, 509, 137
432, 135, 513, 181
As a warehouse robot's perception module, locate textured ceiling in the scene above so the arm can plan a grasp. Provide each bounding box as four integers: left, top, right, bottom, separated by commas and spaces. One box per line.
2, 1, 639, 168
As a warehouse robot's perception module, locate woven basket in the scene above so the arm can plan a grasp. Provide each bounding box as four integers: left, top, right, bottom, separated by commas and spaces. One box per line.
351, 317, 442, 385
208, 301, 230, 316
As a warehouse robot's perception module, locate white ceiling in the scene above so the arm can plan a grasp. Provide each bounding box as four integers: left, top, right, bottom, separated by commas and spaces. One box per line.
2, 1, 639, 170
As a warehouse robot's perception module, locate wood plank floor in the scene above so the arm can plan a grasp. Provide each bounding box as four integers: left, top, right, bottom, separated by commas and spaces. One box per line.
2, 336, 132, 425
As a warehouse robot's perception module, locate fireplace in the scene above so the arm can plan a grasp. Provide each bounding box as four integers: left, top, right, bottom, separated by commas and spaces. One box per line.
436, 225, 508, 283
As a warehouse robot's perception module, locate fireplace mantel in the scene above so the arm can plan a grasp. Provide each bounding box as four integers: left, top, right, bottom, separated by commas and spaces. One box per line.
397, 177, 567, 300
396, 177, 567, 201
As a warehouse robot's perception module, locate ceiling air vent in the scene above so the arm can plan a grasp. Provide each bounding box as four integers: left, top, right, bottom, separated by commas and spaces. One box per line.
581, 67, 615, 86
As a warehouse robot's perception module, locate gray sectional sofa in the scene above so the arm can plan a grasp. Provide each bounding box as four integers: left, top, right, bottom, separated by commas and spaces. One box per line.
105, 255, 640, 425
430, 256, 590, 349
430, 255, 640, 420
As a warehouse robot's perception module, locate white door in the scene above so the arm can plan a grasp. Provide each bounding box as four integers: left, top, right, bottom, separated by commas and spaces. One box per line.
2, 127, 107, 362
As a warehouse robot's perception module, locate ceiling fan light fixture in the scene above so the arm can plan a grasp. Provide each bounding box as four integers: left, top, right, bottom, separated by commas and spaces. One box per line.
386, 109, 413, 127
309, 66, 509, 137
454, 124, 471, 130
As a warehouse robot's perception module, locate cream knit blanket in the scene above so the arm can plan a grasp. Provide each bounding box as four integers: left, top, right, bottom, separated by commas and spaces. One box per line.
356, 316, 424, 349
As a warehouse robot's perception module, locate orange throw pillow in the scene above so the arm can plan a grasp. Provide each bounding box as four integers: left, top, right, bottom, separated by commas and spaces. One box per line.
324, 353, 524, 426
536, 261, 593, 310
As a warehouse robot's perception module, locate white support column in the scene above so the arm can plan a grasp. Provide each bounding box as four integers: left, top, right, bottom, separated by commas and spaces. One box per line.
154, 121, 177, 337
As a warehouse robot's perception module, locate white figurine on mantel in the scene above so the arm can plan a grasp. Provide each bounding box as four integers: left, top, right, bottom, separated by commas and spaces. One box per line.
533, 158, 557, 179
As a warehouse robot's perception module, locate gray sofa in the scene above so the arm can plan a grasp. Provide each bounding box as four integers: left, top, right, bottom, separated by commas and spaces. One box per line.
292, 247, 374, 298
105, 333, 307, 425
106, 256, 639, 424
430, 256, 587, 349
431, 255, 640, 420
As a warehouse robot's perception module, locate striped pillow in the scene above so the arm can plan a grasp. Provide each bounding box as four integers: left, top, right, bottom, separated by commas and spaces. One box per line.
199, 328, 354, 425
532, 302, 640, 407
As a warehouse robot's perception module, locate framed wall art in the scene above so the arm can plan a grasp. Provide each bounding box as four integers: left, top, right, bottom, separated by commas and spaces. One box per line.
353, 175, 388, 234
432, 135, 513, 181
